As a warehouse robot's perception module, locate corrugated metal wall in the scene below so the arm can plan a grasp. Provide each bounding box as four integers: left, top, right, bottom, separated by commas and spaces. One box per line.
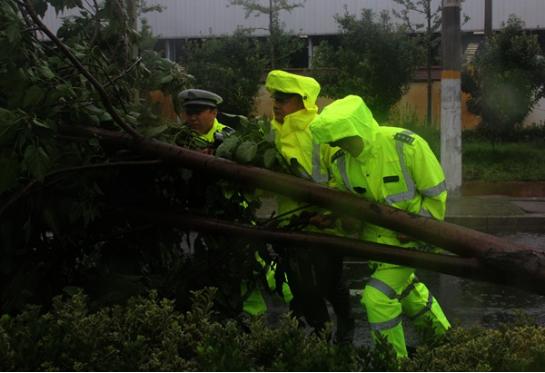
42, 0, 545, 39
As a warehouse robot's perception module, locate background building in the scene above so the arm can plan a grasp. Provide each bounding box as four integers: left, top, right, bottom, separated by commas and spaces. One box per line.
42, 0, 545, 126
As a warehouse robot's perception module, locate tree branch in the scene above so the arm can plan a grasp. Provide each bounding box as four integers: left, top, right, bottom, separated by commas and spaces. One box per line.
104, 57, 143, 88
57, 124, 545, 295
132, 208, 541, 294
21, 0, 142, 140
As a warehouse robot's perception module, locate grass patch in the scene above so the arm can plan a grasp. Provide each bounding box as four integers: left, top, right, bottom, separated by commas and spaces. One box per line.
388, 106, 545, 182
463, 139, 545, 181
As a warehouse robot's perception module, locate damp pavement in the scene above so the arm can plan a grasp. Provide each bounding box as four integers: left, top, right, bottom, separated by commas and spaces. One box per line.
446, 194, 545, 234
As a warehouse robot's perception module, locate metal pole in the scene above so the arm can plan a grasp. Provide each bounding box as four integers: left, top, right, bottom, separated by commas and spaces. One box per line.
485, 0, 493, 38
440, 0, 462, 193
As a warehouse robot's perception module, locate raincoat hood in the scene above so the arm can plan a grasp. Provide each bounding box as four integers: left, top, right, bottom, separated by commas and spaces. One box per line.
265, 70, 320, 111
310, 95, 379, 148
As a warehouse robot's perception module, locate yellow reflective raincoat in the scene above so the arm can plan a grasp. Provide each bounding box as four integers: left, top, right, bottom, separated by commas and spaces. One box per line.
265, 70, 334, 219
264, 71, 355, 343
310, 95, 450, 357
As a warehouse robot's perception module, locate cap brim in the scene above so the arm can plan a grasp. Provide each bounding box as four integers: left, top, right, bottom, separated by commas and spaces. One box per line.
182, 100, 217, 108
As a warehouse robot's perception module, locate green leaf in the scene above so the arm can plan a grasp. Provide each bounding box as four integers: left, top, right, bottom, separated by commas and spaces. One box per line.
32, 118, 51, 129
215, 135, 240, 159
159, 74, 173, 84
5, 19, 22, 44
23, 145, 50, 181
234, 140, 257, 164
22, 85, 45, 107
85, 104, 103, 114
56, 83, 76, 98
99, 111, 112, 122
263, 148, 277, 169
0, 110, 18, 146
0, 157, 20, 194
31, 0, 48, 17
39, 65, 55, 80
263, 127, 275, 143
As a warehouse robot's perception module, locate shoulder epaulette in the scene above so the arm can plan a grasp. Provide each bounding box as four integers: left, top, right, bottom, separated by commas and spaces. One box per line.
394, 132, 415, 145
331, 149, 345, 162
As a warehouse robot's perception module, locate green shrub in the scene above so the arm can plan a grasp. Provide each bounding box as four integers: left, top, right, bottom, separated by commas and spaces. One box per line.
462, 16, 545, 141
0, 289, 398, 371
3, 289, 545, 371
403, 323, 545, 371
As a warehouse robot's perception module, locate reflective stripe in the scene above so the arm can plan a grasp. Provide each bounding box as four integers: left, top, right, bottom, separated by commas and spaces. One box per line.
369, 314, 403, 331
385, 130, 416, 205
367, 278, 397, 299
421, 180, 447, 197
409, 292, 434, 320
337, 153, 354, 193
368, 277, 420, 301
398, 277, 419, 300
311, 142, 328, 183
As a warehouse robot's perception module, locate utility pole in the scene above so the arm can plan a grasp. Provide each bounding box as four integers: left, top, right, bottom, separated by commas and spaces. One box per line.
440, 0, 462, 193
484, 0, 493, 38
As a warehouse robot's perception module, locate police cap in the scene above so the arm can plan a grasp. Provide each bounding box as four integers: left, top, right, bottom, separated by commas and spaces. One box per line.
178, 89, 223, 108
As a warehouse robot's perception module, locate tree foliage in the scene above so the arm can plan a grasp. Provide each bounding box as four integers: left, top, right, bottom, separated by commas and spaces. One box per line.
462, 16, 545, 141
182, 29, 266, 116
228, 0, 305, 68
0, 0, 277, 315
313, 9, 421, 121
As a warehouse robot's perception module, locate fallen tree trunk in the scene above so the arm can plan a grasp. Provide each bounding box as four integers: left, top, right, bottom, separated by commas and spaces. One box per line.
133, 209, 545, 294
62, 125, 545, 292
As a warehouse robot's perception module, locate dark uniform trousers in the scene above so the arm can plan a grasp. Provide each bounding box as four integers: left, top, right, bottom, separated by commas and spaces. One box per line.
286, 247, 355, 343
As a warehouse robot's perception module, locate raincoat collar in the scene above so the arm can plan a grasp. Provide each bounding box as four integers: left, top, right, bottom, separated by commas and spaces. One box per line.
271, 108, 317, 138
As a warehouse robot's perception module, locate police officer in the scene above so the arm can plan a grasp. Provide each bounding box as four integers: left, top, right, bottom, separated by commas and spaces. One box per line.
177, 89, 234, 148
265, 70, 355, 343
310, 95, 451, 358
178, 88, 290, 317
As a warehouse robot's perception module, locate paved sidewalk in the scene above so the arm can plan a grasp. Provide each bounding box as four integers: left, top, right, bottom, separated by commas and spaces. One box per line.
446, 195, 545, 233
